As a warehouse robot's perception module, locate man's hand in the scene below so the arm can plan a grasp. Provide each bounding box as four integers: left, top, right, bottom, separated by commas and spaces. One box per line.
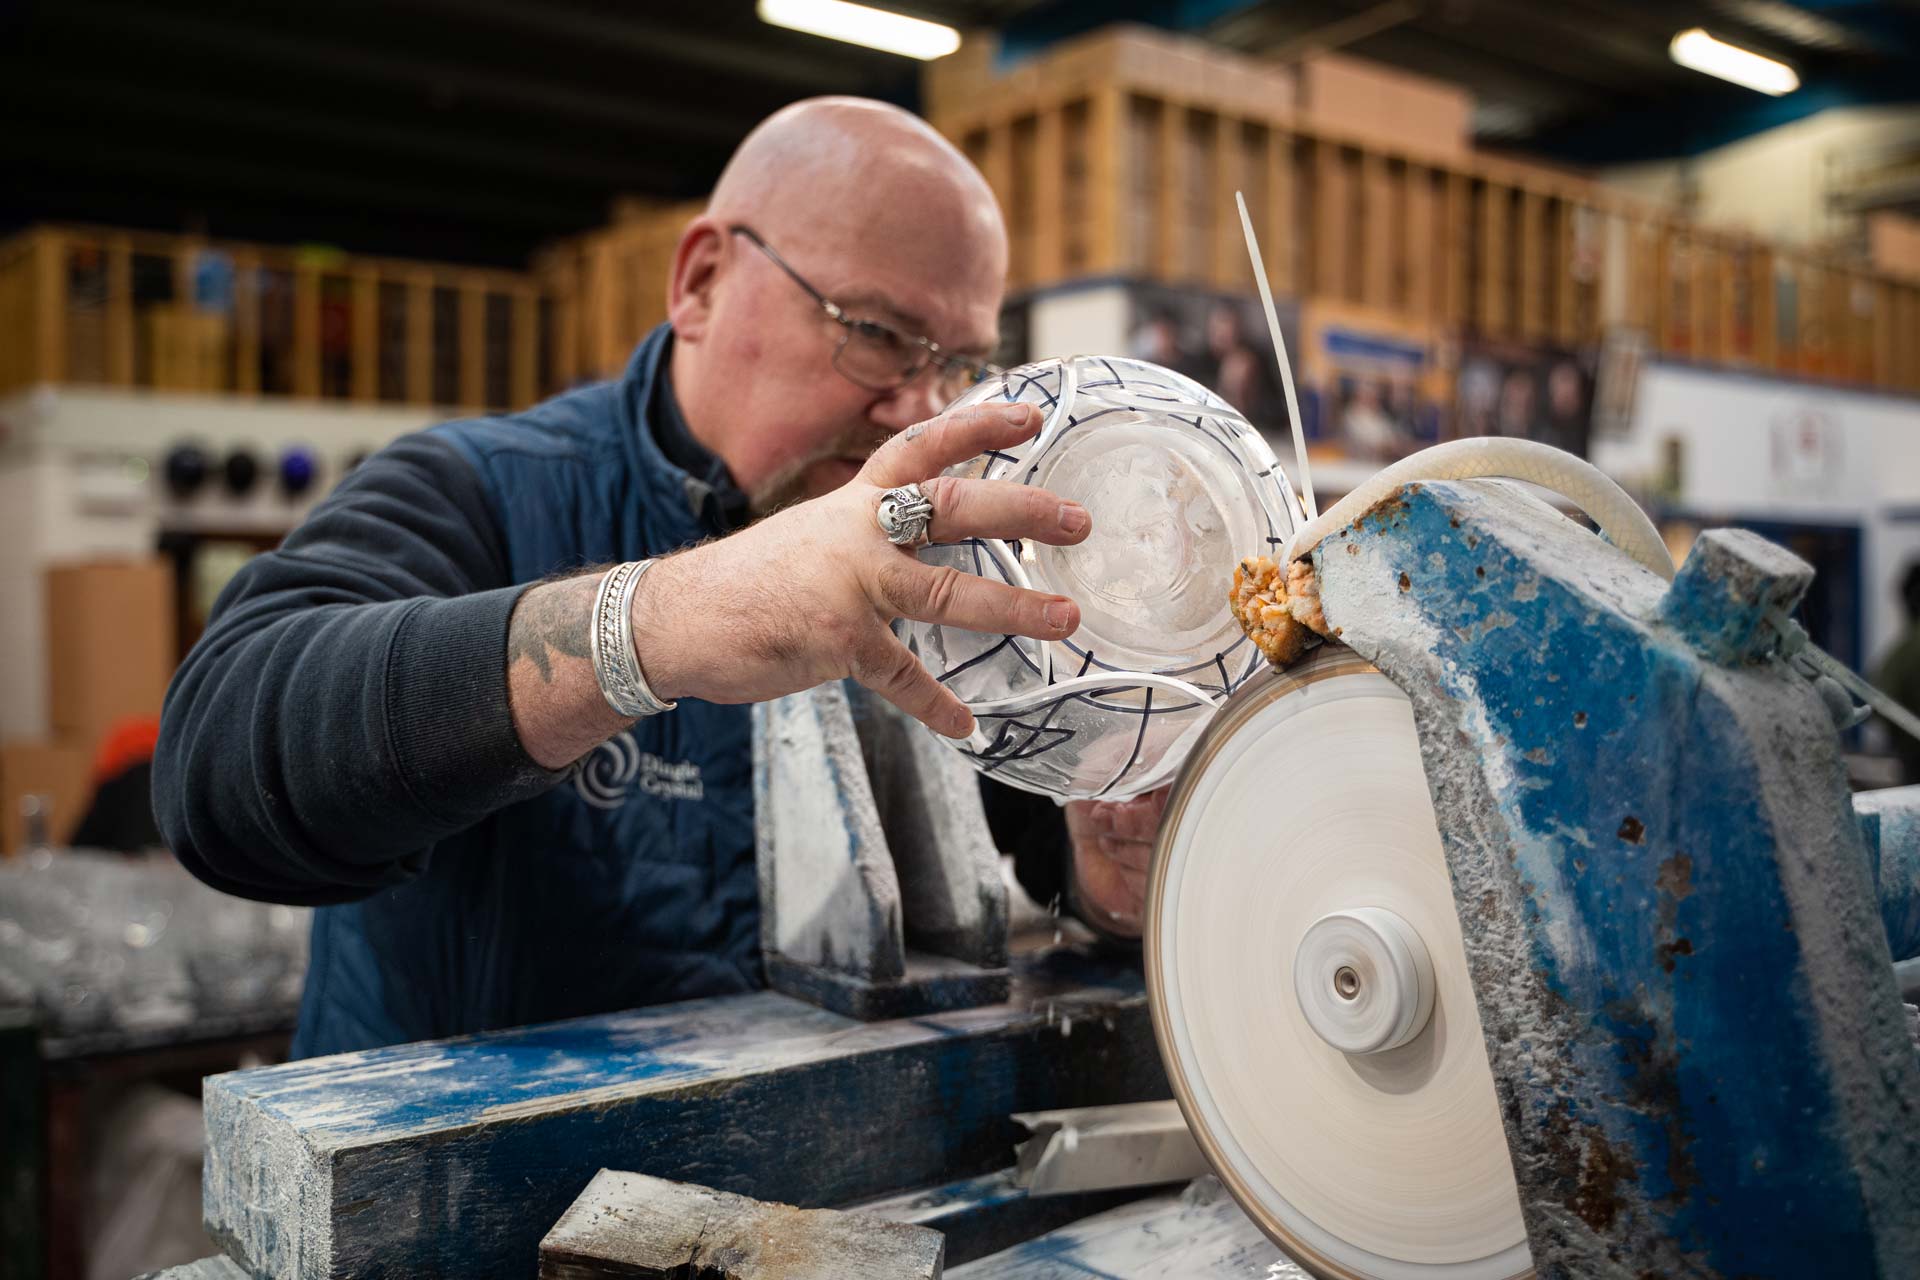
631, 401, 1088, 738
1063, 786, 1170, 940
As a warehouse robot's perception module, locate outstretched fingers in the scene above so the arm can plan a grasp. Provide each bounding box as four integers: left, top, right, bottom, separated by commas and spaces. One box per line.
863, 403, 1042, 488
919, 475, 1088, 547
849, 627, 975, 739
871, 558, 1079, 641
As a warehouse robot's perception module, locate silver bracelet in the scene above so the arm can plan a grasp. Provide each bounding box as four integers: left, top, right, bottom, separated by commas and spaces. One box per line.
589, 560, 677, 719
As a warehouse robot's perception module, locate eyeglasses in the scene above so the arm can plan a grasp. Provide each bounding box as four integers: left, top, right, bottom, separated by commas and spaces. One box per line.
729, 225, 997, 402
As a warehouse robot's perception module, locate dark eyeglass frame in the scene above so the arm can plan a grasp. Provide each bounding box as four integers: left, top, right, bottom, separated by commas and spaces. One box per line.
729, 224, 999, 397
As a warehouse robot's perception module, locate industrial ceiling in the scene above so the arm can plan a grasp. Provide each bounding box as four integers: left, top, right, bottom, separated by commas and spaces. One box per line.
2, 0, 1913, 264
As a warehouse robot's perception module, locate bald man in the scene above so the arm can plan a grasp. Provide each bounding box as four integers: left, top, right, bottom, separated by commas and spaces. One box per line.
155, 99, 1161, 1058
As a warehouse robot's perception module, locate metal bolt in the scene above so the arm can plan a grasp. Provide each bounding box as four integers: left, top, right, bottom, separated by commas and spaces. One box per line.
1333, 965, 1361, 1001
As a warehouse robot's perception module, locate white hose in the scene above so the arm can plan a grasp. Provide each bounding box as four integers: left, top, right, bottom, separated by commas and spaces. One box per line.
1281, 438, 1676, 581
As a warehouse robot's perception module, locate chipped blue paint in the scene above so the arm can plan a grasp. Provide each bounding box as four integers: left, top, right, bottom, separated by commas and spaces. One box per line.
1316, 481, 1920, 1278
223, 1014, 707, 1138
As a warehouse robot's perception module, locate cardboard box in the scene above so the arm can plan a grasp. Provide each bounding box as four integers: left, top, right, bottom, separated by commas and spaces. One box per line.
45, 558, 177, 758
1298, 51, 1471, 158
1869, 211, 1920, 281
0, 739, 91, 855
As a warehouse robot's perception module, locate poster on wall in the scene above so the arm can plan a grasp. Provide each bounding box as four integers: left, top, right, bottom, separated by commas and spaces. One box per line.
1124, 282, 1299, 447
1303, 326, 1443, 464
1454, 339, 1596, 458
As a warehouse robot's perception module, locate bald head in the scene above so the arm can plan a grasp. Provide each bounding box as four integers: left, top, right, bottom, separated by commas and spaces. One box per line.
708, 96, 1004, 278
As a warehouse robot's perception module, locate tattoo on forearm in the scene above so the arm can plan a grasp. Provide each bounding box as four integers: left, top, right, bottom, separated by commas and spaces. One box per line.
507, 575, 595, 684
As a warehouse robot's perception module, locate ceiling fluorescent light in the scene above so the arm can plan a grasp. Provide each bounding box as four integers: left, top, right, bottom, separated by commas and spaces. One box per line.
759, 0, 962, 60
1669, 28, 1799, 96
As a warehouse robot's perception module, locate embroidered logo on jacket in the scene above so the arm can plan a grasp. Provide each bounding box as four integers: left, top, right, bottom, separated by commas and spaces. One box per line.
573, 732, 705, 809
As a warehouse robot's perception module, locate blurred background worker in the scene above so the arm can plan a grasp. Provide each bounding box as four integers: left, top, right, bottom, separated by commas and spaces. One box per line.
4, 3, 1920, 1276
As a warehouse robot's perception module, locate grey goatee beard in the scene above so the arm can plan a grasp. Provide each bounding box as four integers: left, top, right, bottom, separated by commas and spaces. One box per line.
748, 424, 895, 515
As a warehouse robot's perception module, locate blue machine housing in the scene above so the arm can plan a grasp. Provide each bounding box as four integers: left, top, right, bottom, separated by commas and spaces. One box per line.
1312, 479, 1920, 1279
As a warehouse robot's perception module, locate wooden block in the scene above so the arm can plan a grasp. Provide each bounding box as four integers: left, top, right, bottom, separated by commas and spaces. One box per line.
1830, 266, 1855, 380
1752, 248, 1777, 370
1360, 152, 1393, 312
1263, 129, 1296, 296
1210, 114, 1243, 291
1518, 189, 1546, 339
106, 235, 134, 386
1553, 201, 1578, 346
1799, 260, 1825, 375
1653, 226, 1679, 353
980, 122, 1014, 238
1477, 182, 1511, 336
1313, 143, 1351, 302
1032, 108, 1065, 286
172, 241, 197, 313
511, 287, 538, 408
350, 270, 378, 402
232, 250, 260, 395
1084, 89, 1127, 276
549, 258, 579, 392
44, 558, 175, 755
584, 239, 621, 377
1154, 103, 1184, 281
292, 263, 320, 398
1635, 221, 1662, 338
33, 229, 66, 385
1725, 244, 1748, 362
405, 273, 433, 404
540, 1170, 943, 1280
1692, 238, 1717, 360
1442, 171, 1470, 329
203, 951, 1165, 1279
1404, 165, 1435, 323
1900, 288, 1912, 389
459, 279, 486, 408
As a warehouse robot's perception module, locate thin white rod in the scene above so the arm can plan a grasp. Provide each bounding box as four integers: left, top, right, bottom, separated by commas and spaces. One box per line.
1235, 190, 1317, 521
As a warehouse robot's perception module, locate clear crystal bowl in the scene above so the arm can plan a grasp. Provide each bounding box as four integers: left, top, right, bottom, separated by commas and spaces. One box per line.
901, 355, 1305, 800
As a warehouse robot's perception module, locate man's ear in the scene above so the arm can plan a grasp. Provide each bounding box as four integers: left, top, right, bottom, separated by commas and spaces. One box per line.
667, 218, 726, 342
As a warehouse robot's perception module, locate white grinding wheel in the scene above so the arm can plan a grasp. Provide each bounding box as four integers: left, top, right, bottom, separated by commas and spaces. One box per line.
1146, 646, 1532, 1280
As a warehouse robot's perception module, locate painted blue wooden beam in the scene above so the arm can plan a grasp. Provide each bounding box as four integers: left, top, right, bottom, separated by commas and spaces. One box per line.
204, 949, 1165, 1279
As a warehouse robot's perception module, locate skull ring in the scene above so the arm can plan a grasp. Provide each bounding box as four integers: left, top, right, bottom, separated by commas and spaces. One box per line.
876, 483, 935, 547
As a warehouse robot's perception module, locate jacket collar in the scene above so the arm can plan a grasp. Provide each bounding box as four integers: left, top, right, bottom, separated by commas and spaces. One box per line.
619, 324, 750, 537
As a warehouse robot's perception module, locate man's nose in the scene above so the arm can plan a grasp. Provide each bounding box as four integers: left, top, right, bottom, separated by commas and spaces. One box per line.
869, 375, 950, 434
